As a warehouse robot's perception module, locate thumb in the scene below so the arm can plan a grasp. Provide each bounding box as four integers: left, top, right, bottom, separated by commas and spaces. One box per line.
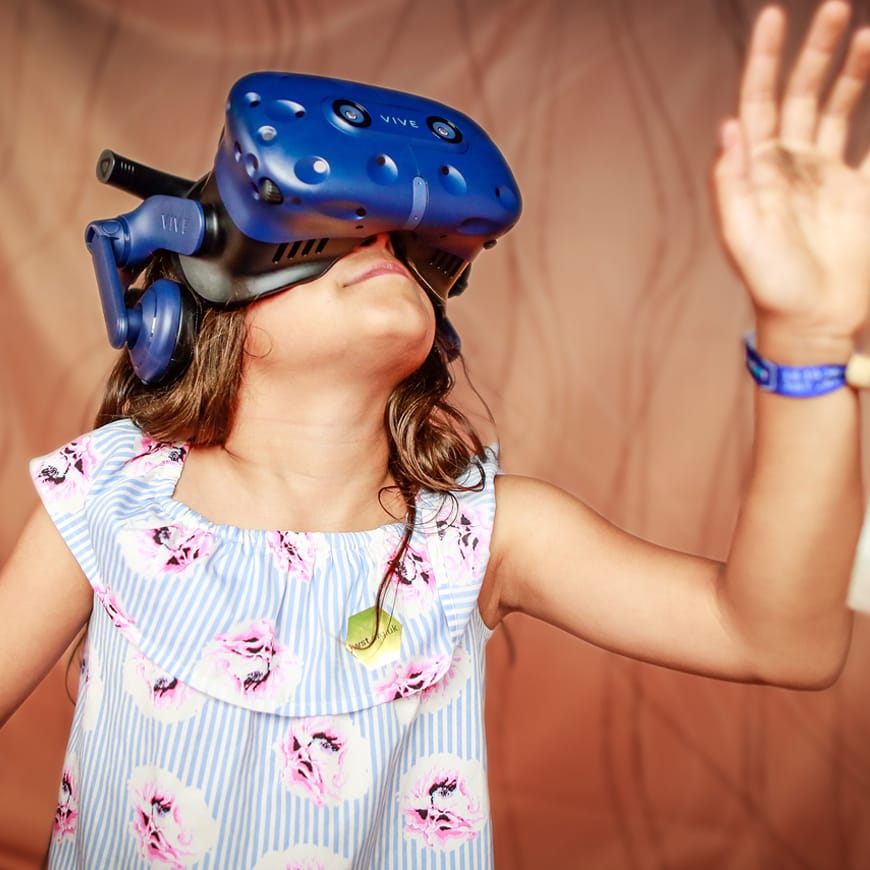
712, 117, 757, 253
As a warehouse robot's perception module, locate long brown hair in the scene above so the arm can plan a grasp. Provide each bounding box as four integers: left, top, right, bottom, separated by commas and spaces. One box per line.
96, 255, 490, 644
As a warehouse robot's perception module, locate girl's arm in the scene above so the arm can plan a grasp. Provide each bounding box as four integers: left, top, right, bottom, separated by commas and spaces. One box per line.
483, 1, 870, 689
0, 505, 93, 727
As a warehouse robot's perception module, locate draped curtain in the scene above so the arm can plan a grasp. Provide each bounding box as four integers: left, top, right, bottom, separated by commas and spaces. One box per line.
1, 1, 869, 867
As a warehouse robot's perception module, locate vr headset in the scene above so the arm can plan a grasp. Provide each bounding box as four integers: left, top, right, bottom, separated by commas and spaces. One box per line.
86, 72, 522, 384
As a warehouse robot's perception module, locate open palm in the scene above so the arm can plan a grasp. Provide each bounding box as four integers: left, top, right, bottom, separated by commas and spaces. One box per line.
715, 1, 870, 345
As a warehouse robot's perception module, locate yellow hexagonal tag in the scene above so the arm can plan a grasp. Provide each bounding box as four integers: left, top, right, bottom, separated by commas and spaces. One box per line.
346, 606, 402, 669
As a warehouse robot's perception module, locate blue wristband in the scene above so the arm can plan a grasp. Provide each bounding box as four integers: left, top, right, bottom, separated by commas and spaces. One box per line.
744, 332, 847, 397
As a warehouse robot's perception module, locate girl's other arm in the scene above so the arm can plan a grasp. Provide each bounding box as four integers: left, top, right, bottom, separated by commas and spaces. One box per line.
0, 504, 93, 728
481, 1, 870, 689
484, 464, 855, 689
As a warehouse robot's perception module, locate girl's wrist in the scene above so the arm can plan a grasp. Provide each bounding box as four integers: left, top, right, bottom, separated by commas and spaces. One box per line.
753, 318, 856, 366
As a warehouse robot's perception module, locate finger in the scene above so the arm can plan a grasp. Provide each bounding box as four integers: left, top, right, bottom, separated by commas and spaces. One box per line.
780, 0, 852, 147
712, 119, 758, 253
817, 26, 870, 159
740, 6, 787, 150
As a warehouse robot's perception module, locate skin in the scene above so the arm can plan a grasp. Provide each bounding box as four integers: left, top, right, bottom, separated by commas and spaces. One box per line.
2, 1, 870, 728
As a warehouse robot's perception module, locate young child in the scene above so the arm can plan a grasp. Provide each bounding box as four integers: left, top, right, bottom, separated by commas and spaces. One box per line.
3, 2, 870, 868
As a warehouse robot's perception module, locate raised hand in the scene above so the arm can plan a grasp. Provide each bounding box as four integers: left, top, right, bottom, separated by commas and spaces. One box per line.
714, 1, 870, 357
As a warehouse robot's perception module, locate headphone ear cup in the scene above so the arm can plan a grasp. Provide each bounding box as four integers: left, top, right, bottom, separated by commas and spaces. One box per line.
128, 279, 200, 385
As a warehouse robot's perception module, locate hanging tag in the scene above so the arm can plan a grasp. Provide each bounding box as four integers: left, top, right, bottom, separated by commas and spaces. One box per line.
346, 606, 402, 669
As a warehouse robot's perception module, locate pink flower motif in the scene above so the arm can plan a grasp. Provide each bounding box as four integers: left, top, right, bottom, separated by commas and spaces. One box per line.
139, 669, 186, 708
125, 652, 205, 724
375, 654, 450, 704
125, 438, 188, 477
389, 648, 471, 726
128, 767, 218, 868
402, 755, 487, 850
389, 542, 436, 610
120, 521, 215, 578
418, 646, 470, 709
194, 619, 301, 709
266, 531, 316, 581
52, 757, 79, 842
93, 582, 140, 644
435, 504, 490, 581
274, 717, 372, 807
33, 438, 97, 512
211, 620, 283, 694
277, 720, 350, 807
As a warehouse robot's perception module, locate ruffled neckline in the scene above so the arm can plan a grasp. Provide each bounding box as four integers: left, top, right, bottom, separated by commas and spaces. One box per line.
31, 419, 498, 716
137, 436, 412, 544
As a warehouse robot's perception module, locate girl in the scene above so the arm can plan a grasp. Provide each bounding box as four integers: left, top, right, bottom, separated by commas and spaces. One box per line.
3, 1, 870, 868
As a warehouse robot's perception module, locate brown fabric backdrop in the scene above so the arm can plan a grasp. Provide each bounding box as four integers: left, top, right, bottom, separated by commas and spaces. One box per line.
2, 1, 870, 867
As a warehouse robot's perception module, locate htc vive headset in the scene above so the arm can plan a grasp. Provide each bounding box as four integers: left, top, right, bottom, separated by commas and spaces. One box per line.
86, 72, 522, 384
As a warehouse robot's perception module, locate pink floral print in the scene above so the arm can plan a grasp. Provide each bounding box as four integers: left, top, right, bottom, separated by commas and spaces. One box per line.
128, 767, 218, 868
418, 645, 470, 711
266, 530, 316, 581
401, 754, 487, 850
93, 581, 141, 644
123, 438, 188, 479
52, 754, 79, 843
274, 716, 372, 807
389, 541, 436, 612
32, 437, 97, 513
120, 518, 215, 579
124, 651, 205, 724
193, 619, 301, 709
375, 654, 450, 704
389, 647, 472, 726
435, 503, 490, 581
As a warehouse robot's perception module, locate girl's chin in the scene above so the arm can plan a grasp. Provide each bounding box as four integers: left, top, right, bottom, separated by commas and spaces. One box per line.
350, 319, 436, 364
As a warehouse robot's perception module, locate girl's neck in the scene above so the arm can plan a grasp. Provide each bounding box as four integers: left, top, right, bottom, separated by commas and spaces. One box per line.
175, 377, 406, 533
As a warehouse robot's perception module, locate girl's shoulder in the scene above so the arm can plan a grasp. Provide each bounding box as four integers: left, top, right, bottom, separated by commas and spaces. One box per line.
30, 419, 186, 516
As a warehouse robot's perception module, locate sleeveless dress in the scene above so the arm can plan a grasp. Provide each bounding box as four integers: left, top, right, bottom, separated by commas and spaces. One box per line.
30, 419, 499, 869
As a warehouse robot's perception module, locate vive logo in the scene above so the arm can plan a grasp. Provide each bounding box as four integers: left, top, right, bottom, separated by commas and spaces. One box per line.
160, 213, 191, 234
380, 114, 420, 129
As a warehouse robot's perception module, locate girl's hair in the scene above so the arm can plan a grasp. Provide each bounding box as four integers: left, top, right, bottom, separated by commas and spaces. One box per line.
95, 254, 489, 644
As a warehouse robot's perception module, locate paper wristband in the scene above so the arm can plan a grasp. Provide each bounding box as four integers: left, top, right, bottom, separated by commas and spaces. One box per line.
744, 333, 847, 397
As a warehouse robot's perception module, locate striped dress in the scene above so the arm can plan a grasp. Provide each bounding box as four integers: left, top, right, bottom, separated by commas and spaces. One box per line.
31, 419, 498, 869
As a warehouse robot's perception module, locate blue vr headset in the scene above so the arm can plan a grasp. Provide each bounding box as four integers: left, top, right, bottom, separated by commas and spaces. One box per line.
86, 72, 522, 384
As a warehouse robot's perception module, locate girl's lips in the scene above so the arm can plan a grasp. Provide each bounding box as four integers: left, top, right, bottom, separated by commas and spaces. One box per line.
345, 260, 412, 286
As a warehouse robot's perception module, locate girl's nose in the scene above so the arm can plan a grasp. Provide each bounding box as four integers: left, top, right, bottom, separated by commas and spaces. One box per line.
357, 233, 394, 253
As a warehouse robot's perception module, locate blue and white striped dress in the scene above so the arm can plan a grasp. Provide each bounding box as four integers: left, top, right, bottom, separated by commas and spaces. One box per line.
31, 419, 498, 869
